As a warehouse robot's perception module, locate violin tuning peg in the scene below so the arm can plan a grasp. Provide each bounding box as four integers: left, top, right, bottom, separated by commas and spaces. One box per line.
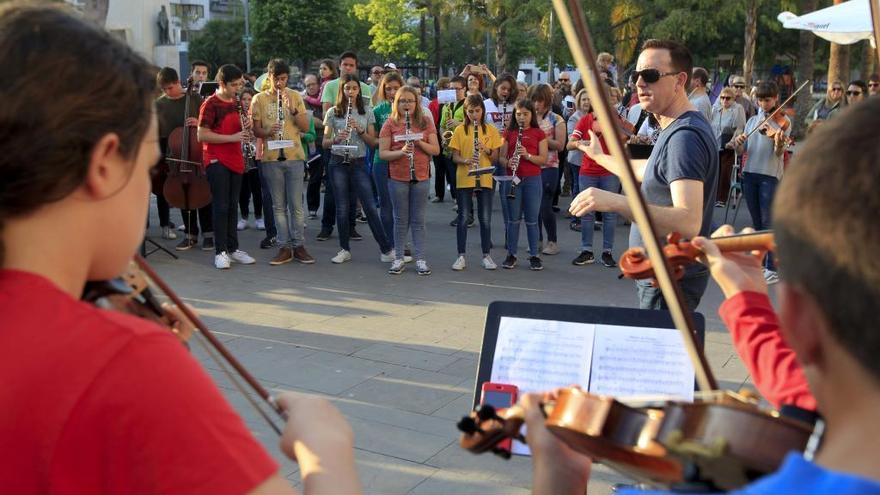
492, 448, 512, 460
456, 416, 480, 434
475, 404, 498, 421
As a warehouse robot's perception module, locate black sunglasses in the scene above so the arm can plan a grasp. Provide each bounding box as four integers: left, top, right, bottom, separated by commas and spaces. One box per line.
870, 83, 880, 87
846, 90, 862, 96
630, 69, 679, 84
719, 96, 732, 100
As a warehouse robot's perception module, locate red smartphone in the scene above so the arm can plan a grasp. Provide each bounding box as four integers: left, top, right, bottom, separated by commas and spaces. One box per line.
479, 382, 519, 453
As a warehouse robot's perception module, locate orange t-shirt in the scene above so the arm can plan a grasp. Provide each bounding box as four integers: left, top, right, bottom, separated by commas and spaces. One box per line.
380, 115, 437, 183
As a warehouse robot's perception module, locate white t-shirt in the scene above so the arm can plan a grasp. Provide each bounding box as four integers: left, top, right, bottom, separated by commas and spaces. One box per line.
484, 98, 514, 132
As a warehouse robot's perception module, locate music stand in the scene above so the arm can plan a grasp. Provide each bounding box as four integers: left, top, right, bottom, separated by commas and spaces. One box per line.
142, 214, 178, 260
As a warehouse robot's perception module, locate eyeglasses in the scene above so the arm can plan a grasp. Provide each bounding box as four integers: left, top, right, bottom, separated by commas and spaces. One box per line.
869, 83, 880, 87
719, 96, 732, 100
452, 86, 465, 91
846, 90, 863, 96
732, 84, 745, 89
371, 70, 384, 75
397, 98, 416, 104
630, 68, 680, 84
305, 82, 318, 87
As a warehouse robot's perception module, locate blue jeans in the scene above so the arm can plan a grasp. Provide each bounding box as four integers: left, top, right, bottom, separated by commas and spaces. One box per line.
256, 160, 276, 238
495, 162, 510, 242
262, 159, 305, 248
568, 162, 582, 198
372, 161, 394, 241
389, 179, 429, 261
506, 175, 542, 257
742, 172, 778, 270
579, 174, 620, 252
538, 167, 559, 243
321, 149, 356, 231
329, 157, 391, 253
456, 187, 493, 255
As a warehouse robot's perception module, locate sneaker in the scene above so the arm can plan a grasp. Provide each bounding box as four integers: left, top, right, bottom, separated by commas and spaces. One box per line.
260, 236, 277, 249
176, 223, 186, 231
449, 217, 458, 227
355, 210, 367, 223
601, 251, 617, 268
350, 228, 363, 241
572, 250, 595, 266
175, 236, 198, 251
270, 247, 293, 265
161, 226, 178, 240
715, 200, 726, 208
316, 228, 333, 241
502, 254, 517, 269
416, 260, 432, 275
452, 203, 458, 212
293, 246, 315, 264
331, 249, 352, 264
763, 269, 780, 285
467, 216, 475, 228
542, 241, 560, 255
214, 252, 231, 270
388, 259, 405, 274
255, 218, 266, 230
380, 250, 413, 263
308, 211, 318, 219
431, 197, 444, 203
452, 255, 467, 271
481, 255, 497, 270
237, 218, 248, 231
229, 249, 256, 264
594, 220, 602, 232
570, 222, 582, 232
529, 256, 543, 271
201, 236, 214, 251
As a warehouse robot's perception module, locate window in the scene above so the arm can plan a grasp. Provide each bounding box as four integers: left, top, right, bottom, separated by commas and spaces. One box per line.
171, 3, 205, 20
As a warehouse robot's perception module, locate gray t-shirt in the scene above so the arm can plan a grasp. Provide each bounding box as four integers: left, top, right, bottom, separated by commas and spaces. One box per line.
324, 106, 375, 159
630, 111, 719, 263
689, 93, 713, 123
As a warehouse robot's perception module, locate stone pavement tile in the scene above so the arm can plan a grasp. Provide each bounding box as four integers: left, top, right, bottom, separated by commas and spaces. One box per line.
348, 415, 454, 464
334, 397, 458, 438
430, 394, 473, 421
437, 353, 479, 379
423, 442, 534, 488
256, 350, 393, 395
341, 366, 469, 416
406, 471, 531, 495
352, 343, 464, 372
354, 449, 438, 495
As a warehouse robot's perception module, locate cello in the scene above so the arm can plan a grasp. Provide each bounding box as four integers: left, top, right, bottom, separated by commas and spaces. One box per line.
163, 76, 212, 210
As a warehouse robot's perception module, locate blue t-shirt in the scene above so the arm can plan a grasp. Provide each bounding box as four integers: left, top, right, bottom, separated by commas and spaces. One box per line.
620, 453, 880, 495
629, 111, 719, 269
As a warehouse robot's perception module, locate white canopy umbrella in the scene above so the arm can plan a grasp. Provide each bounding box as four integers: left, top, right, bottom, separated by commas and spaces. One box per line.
778, 0, 874, 45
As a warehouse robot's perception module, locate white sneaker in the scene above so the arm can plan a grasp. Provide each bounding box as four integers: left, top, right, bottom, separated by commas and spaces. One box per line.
542, 241, 560, 255
388, 259, 405, 274
177, 223, 186, 231
416, 260, 432, 275
763, 269, 779, 285
229, 249, 256, 264
237, 218, 248, 231
481, 255, 498, 270
161, 226, 178, 240
381, 250, 413, 263
255, 218, 265, 230
332, 249, 352, 264
452, 255, 466, 271
214, 252, 231, 269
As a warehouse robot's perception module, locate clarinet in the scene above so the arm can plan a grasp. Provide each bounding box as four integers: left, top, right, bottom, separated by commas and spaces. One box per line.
405, 110, 417, 184
342, 96, 353, 164
470, 120, 480, 183
276, 89, 287, 161
506, 122, 523, 200
235, 93, 256, 165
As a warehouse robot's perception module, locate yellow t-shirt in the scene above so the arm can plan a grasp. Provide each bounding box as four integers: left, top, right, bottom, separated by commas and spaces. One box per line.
251, 88, 307, 161
448, 123, 503, 189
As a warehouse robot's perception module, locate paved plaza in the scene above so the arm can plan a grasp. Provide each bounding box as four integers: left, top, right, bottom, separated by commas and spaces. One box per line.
145, 190, 757, 494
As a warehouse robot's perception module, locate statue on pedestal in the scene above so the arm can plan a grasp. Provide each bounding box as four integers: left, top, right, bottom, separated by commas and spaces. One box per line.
157, 6, 170, 45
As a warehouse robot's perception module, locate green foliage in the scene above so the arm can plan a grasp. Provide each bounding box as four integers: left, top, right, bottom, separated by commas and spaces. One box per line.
352, 0, 425, 58
188, 18, 247, 71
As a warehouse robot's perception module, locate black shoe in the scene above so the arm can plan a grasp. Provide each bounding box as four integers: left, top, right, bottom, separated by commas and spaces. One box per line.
350, 228, 363, 241
467, 216, 475, 228
529, 256, 543, 271
260, 236, 277, 249
601, 251, 617, 268
200, 236, 214, 251
355, 210, 367, 223
449, 217, 458, 227
551, 206, 560, 213
316, 228, 332, 241
175, 236, 198, 251
570, 222, 582, 232
572, 250, 595, 266
502, 254, 517, 269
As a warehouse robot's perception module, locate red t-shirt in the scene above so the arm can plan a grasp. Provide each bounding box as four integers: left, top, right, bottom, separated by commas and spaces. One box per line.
0, 270, 278, 494
571, 113, 611, 177
199, 94, 245, 173
380, 116, 437, 183
718, 291, 816, 411
502, 126, 545, 177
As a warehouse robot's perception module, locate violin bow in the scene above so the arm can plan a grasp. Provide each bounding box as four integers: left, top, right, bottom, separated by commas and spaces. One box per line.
134, 255, 287, 435
552, 0, 717, 391
742, 79, 810, 141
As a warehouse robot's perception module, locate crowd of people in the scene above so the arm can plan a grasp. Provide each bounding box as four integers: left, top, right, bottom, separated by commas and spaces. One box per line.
4, 3, 880, 495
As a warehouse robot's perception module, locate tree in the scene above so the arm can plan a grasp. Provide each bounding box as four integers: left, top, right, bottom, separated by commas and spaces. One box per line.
460, 0, 544, 72
352, 0, 425, 59
793, 0, 817, 138
826, 0, 850, 86
188, 18, 248, 71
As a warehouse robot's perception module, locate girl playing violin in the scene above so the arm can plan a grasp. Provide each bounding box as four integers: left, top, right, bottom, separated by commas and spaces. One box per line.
0, 5, 358, 494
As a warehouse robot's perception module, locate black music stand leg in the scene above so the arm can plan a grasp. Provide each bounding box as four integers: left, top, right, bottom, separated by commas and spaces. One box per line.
141, 237, 178, 260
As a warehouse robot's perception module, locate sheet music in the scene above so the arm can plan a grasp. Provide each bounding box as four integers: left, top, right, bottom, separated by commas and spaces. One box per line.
489, 317, 595, 455
588, 324, 695, 401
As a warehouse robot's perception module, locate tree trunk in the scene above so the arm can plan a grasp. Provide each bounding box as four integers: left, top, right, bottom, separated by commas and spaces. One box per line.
827, 0, 850, 85
419, 12, 427, 79
495, 23, 509, 73
863, 40, 876, 79
793, 0, 817, 139
433, 14, 442, 78
742, 0, 760, 87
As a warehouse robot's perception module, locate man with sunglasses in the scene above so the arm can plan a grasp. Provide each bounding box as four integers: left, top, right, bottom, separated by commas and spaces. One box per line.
868, 74, 880, 96
845, 80, 868, 106
572, 39, 718, 312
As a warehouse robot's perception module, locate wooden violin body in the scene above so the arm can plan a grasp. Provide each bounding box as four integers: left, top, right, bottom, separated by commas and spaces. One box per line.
163, 77, 211, 210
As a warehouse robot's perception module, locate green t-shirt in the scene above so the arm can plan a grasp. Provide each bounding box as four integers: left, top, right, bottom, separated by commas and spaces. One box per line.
320, 77, 372, 108
372, 101, 393, 165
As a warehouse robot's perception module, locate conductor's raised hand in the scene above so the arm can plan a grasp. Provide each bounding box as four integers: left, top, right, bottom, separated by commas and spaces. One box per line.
576, 130, 605, 161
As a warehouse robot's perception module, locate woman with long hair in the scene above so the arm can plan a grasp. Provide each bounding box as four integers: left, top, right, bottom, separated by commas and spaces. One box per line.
528, 83, 566, 256
371, 71, 405, 242
0, 4, 358, 493
318, 58, 337, 95
378, 86, 440, 275
322, 74, 395, 264
484, 74, 518, 241
448, 95, 503, 270
500, 99, 548, 270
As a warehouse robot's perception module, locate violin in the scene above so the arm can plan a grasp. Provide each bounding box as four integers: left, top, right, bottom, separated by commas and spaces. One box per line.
619, 231, 775, 282
163, 76, 212, 210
